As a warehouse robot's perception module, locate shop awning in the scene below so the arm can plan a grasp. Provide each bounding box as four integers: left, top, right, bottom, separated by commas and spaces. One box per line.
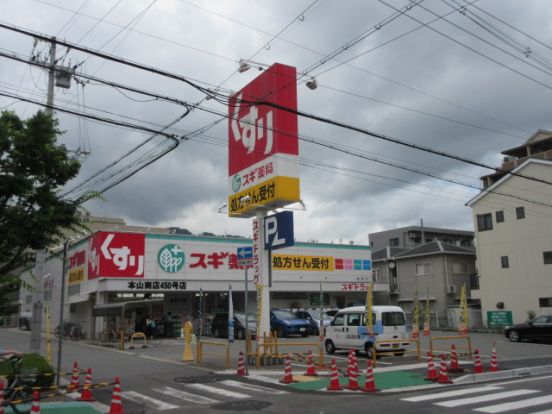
68, 293, 90, 304
92, 299, 163, 317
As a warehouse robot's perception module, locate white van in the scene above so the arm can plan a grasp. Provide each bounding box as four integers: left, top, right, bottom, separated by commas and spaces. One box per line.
324, 305, 409, 358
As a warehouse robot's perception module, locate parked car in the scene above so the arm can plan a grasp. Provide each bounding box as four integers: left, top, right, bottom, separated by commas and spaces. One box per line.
270, 309, 310, 338
294, 309, 335, 335
504, 315, 552, 343
211, 312, 257, 340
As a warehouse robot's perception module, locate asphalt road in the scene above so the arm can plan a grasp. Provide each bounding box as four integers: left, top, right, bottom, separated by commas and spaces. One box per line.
2, 328, 552, 414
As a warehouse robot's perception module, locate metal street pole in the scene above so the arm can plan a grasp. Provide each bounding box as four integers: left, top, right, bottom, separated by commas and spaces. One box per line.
244, 266, 248, 368
56, 241, 68, 386
319, 281, 324, 340
30, 252, 46, 353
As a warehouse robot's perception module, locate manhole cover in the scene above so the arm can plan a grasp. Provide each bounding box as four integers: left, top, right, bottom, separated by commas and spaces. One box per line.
174, 375, 221, 384
211, 400, 272, 411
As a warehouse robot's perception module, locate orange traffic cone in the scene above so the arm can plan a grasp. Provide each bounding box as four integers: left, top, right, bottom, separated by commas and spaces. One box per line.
473, 349, 484, 374
279, 354, 294, 384
489, 344, 499, 372
327, 358, 343, 391
425, 352, 438, 381
304, 350, 317, 376
30, 390, 40, 413
236, 351, 248, 376
0, 382, 5, 414
362, 359, 379, 392
108, 377, 124, 414
346, 353, 360, 391
346, 349, 354, 377
78, 368, 95, 401
69, 361, 80, 391
437, 354, 453, 384
448, 344, 464, 373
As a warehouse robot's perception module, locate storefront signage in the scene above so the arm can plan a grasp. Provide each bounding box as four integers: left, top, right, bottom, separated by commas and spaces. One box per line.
127, 280, 187, 291
88, 232, 145, 278
264, 211, 294, 250
157, 244, 185, 273
272, 254, 334, 271
487, 311, 513, 328
68, 250, 86, 285
341, 283, 371, 291
228, 63, 300, 217
252, 219, 261, 285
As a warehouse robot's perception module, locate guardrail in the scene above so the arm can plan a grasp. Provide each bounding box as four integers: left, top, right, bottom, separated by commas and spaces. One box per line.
196, 339, 230, 368
372, 338, 420, 367
255, 336, 324, 369
429, 335, 472, 357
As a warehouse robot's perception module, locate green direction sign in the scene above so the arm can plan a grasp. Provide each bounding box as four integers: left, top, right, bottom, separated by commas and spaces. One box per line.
487, 311, 513, 328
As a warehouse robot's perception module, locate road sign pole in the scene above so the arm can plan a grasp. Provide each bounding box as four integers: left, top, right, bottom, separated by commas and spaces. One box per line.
244, 266, 248, 368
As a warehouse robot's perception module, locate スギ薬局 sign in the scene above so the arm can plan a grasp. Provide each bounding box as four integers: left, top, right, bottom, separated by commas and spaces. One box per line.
228, 63, 300, 217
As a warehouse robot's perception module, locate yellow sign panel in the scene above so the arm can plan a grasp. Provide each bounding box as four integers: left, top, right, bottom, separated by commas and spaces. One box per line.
272, 254, 334, 271
228, 176, 300, 217
68, 267, 85, 285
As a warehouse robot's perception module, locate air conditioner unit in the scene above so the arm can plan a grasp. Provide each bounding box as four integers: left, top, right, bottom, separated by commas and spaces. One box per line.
447, 285, 457, 294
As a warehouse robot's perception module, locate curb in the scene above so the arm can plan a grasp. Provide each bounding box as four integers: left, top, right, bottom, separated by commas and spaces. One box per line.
453, 364, 552, 384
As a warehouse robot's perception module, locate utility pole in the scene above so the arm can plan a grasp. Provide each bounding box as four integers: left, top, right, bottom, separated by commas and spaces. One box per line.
46, 37, 56, 114
30, 252, 47, 353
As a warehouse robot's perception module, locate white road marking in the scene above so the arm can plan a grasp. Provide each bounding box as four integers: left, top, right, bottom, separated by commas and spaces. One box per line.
220, 379, 288, 395
529, 410, 552, 414
186, 383, 251, 399
402, 386, 503, 402
153, 386, 219, 404
122, 390, 180, 410
436, 389, 540, 408
493, 375, 552, 386
475, 395, 552, 413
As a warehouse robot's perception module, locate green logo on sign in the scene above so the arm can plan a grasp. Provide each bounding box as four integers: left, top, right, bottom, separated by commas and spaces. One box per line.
157, 244, 185, 273
232, 173, 242, 193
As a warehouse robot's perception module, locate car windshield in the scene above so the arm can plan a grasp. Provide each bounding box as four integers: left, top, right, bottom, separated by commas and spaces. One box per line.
235, 313, 256, 324
273, 310, 298, 319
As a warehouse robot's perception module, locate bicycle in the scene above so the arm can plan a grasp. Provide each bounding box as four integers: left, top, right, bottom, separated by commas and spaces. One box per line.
99, 326, 122, 344
3, 356, 39, 414
54, 321, 85, 341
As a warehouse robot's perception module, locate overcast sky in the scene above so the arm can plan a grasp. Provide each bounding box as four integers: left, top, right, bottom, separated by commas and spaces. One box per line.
2, 0, 551, 245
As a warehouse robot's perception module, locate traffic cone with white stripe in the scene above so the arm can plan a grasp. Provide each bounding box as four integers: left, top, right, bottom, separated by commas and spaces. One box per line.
327, 358, 343, 391
236, 351, 248, 376
30, 390, 40, 413
473, 349, 484, 374
437, 354, 453, 384
346, 349, 354, 377
279, 353, 294, 384
108, 377, 124, 414
0, 382, 5, 414
69, 361, 80, 392
489, 343, 499, 372
304, 350, 317, 376
448, 344, 464, 373
78, 368, 95, 401
425, 352, 438, 381
346, 353, 360, 390
362, 359, 379, 392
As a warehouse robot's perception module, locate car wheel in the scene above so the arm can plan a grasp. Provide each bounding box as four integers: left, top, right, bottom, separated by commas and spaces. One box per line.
365, 343, 374, 359
301, 332, 309, 337
313, 327, 320, 336
394, 352, 405, 357
508, 330, 521, 342
236, 329, 245, 340
214, 328, 220, 338
325, 340, 336, 354
277, 326, 286, 338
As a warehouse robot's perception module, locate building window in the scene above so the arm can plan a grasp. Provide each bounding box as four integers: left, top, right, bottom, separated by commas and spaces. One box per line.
416, 262, 433, 275
373, 268, 381, 282
389, 237, 400, 247
544, 251, 552, 265
501, 256, 509, 268
44, 291, 52, 301
496, 211, 504, 223
470, 274, 480, 290
453, 262, 469, 274
516, 206, 525, 219
539, 298, 552, 307
25, 295, 32, 304
477, 213, 493, 231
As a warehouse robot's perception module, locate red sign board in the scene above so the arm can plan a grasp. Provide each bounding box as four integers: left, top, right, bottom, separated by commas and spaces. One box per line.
88, 232, 145, 278
228, 63, 298, 176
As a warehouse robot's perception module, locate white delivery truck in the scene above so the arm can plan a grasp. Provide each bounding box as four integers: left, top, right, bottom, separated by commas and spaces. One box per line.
324, 305, 410, 358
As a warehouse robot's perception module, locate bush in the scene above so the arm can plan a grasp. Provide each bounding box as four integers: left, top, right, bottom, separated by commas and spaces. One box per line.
0, 353, 54, 388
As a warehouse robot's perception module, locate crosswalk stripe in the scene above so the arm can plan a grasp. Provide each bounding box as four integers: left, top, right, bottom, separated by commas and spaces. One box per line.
401, 386, 503, 402
475, 395, 552, 413
435, 389, 540, 408
122, 390, 180, 410
153, 386, 220, 404
219, 379, 288, 395
186, 383, 251, 399
529, 410, 552, 414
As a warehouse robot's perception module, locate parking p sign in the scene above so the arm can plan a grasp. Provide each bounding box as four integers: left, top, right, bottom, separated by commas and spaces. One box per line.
264, 211, 294, 251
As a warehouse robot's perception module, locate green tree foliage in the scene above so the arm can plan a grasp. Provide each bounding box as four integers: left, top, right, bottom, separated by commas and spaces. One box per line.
0, 110, 83, 278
